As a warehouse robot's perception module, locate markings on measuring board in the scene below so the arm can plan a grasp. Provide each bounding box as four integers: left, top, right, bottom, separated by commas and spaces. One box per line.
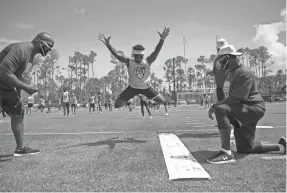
158, 133, 211, 180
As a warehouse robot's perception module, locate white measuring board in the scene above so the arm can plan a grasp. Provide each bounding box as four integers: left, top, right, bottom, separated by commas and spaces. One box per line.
158, 133, 211, 180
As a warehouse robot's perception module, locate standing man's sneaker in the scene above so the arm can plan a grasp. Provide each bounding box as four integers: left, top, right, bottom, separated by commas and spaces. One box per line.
14, 147, 40, 156
164, 113, 168, 116
278, 136, 286, 154
207, 150, 236, 164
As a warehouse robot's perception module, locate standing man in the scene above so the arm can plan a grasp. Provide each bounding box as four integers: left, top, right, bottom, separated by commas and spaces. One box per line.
98, 27, 170, 109
138, 94, 152, 119
46, 100, 51, 113
27, 94, 34, 115
70, 93, 77, 114
207, 44, 286, 164
108, 98, 113, 111
96, 91, 103, 113
39, 95, 45, 113
89, 94, 95, 113
161, 87, 172, 115
62, 87, 70, 118
0, 32, 54, 156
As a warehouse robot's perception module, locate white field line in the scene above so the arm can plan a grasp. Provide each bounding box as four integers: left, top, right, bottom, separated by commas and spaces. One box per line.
0, 128, 218, 136
261, 156, 286, 160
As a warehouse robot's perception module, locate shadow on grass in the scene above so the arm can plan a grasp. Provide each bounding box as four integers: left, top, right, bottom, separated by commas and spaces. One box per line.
179, 132, 219, 139
191, 150, 250, 163
53, 137, 147, 150
0, 154, 13, 163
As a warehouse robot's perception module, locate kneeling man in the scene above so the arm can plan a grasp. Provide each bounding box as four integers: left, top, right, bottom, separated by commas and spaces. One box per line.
208, 45, 286, 164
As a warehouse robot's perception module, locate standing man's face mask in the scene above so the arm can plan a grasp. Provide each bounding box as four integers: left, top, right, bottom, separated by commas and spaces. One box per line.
40, 40, 53, 56
218, 55, 230, 71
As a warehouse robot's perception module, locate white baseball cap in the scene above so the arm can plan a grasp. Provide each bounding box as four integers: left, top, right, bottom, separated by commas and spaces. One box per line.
218, 45, 243, 56
216, 38, 228, 49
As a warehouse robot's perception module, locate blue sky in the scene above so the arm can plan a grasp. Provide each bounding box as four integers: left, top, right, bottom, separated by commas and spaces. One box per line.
0, 0, 285, 79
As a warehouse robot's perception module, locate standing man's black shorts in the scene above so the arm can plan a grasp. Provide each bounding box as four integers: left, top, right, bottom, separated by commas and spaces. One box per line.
28, 103, 33, 108
71, 104, 76, 108
0, 88, 24, 115
90, 103, 95, 108
118, 86, 159, 102
63, 102, 70, 109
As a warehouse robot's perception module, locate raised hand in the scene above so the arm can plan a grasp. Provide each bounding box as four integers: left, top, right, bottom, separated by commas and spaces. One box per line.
98, 33, 111, 45
157, 27, 170, 40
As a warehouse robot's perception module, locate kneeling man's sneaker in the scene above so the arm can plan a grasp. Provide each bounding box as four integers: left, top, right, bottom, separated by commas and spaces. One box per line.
207, 150, 235, 164
278, 136, 286, 154
14, 147, 40, 157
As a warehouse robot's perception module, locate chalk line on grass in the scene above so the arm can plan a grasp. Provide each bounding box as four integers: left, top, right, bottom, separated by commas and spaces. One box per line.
261, 156, 286, 160
0, 128, 218, 136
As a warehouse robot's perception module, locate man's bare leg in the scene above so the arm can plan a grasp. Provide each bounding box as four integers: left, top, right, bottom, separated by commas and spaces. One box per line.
11, 114, 24, 149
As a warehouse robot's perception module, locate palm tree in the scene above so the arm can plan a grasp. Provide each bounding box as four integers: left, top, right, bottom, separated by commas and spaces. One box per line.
187, 67, 195, 89
196, 55, 209, 91
88, 51, 97, 79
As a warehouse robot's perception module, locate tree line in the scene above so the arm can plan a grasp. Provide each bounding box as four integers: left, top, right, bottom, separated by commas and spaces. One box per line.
22, 45, 285, 104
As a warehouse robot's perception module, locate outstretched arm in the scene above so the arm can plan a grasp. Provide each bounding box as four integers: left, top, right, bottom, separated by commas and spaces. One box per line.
147, 27, 170, 65
146, 39, 164, 65
98, 33, 129, 64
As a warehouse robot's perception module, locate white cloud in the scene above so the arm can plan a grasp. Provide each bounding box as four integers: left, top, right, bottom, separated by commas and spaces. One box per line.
0, 37, 19, 45
253, 8, 286, 72
74, 8, 85, 15
12, 22, 34, 29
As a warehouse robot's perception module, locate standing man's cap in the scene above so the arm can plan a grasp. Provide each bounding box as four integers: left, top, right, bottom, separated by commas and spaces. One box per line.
218, 45, 243, 56
216, 38, 228, 49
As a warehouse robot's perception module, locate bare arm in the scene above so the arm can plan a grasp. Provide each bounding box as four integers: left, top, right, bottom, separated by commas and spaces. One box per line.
98, 33, 129, 64
146, 39, 164, 65
147, 27, 170, 65
106, 43, 129, 64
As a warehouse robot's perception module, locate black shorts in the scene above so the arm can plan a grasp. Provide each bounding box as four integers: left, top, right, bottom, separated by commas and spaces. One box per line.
90, 103, 95, 108
0, 88, 24, 115
28, 103, 33, 108
118, 86, 159, 102
63, 102, 69, 108
71, 104, 76, 108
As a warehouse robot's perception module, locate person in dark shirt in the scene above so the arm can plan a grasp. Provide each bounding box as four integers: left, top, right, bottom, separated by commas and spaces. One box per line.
207, 44, 286, 164
0, 32, 54, 156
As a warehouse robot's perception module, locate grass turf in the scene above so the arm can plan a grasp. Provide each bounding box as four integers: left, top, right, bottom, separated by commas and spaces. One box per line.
0, 104, 286, 192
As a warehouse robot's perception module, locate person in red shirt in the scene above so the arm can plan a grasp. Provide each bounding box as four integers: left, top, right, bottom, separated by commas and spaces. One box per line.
0, 32, 54, 156
208, 44, 286, 164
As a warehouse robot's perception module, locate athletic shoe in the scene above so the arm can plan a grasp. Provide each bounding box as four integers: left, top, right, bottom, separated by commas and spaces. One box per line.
150, 116, 153, 119
207, 150, 236, 164
142, 117, 145, 119
14, 147, 40, 157
278, 136, 286, 154
164, 113, 168, 116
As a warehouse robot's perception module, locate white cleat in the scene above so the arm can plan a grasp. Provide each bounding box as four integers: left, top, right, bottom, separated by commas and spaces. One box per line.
164, 113, 168, 116
150, 116, 153, 119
